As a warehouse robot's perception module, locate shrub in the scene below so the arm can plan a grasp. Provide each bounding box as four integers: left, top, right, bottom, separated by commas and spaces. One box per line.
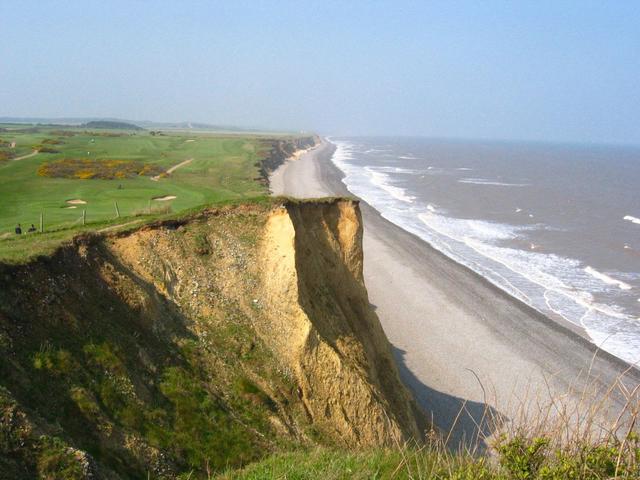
234, 377, 276, 411
158, 367, 257, 471
0, 151, 12, 162
498, 436, 549, 479
37, 158, 165, 180
192, 232, 211, 255
34, 145, 60, 153
32, 346, 76, 376
83, 342, 124, 374
36, 436, 87, 480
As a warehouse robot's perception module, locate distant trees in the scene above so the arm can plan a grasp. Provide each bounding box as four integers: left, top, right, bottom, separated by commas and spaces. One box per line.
80, 121, 143, 131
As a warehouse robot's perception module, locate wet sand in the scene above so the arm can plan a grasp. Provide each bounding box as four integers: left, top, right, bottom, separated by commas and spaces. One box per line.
270, 139, 639, 445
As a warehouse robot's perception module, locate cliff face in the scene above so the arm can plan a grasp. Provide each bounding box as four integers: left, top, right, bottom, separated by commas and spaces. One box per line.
256, 136, 319, 184
0, 199, 425, 479
260, 201, 424, 445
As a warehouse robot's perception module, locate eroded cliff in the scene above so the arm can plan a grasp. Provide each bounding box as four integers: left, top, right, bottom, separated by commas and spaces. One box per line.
0, 199, 425, 479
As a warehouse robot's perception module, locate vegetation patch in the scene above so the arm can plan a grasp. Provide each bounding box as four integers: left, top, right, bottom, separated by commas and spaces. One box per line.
0, 151, 15, 162
33, 146, 60, 154
37, 158, 165, 180
80, 120, 143, 131
32, 138, 64, 153
220, 435, 640, 479
49, 130, 77, 137
0, 139, 15, 162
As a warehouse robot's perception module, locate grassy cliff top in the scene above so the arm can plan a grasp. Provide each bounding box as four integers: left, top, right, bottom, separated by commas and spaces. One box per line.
0, 125, 317, 262
0, 196, 355, 264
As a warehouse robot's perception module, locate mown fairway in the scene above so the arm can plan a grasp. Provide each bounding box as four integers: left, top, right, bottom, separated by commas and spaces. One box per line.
0, 126, 272, 236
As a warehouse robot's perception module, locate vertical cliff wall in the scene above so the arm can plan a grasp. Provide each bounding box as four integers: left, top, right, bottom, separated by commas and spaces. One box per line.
259, 200, 425, 445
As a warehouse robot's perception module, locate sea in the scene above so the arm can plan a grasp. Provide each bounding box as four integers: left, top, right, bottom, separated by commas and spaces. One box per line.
329, 137, 640, 365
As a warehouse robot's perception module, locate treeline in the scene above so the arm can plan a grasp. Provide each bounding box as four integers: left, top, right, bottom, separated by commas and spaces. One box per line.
80, 120, 143, 131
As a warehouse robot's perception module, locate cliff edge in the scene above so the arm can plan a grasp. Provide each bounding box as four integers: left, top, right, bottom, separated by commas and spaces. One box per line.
0, 199, 425, 479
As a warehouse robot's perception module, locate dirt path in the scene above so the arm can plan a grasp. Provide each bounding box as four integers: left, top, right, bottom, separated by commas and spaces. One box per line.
152, 158, 193, 181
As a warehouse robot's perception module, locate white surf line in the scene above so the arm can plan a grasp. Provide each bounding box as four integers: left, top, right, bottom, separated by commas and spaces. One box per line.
458, 178, 529, 187
421, 212, 624, 329
151, 158, 193, 181
413, 212, 532, 304
624, 215, 640, 225
577, 303, 594, 330
584, 266, 632, 291
544, 289, 576, 324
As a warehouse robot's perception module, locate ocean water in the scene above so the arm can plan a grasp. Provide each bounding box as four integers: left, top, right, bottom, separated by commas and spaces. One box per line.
329, 137, 640, 365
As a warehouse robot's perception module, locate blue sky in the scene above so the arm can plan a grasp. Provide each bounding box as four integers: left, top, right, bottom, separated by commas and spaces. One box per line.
1, 1, 639, 144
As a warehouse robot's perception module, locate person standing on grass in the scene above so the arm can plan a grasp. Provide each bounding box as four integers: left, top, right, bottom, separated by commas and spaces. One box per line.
28, 224, 36, 233
15, 224, 22, 235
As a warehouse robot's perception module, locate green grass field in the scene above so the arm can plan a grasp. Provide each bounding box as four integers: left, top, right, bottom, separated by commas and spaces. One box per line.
0, 124, 294, 260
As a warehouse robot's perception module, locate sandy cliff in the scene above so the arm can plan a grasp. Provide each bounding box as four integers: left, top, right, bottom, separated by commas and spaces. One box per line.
0, 199, 425, 478
260, 200, 424, 446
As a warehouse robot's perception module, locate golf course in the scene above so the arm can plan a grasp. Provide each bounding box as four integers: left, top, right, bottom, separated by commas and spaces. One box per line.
0, 123, 313, 261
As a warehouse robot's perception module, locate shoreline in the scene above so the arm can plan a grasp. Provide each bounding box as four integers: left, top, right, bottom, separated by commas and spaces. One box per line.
270, 138, 640, 444
318, 148, 608, 349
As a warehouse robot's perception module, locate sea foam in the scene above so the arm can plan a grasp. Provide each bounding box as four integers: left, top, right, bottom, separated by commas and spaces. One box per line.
416, 211, 640, 362
329, 138, 640, 364
365, 167, 416, 203
584, 266, 632, 291
459, 178, 529, 187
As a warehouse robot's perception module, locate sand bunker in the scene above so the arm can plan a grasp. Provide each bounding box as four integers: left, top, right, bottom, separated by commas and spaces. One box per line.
185, 139, 195, 143
65, 206, 77, 209
152, 195, 177, 202
66, 199, 87, 205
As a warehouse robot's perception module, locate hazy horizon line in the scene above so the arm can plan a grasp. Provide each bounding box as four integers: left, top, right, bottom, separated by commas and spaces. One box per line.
2, 115, 640, 149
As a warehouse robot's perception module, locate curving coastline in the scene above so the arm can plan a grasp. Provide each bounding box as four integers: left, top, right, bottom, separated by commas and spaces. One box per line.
270, 138, 640, 445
